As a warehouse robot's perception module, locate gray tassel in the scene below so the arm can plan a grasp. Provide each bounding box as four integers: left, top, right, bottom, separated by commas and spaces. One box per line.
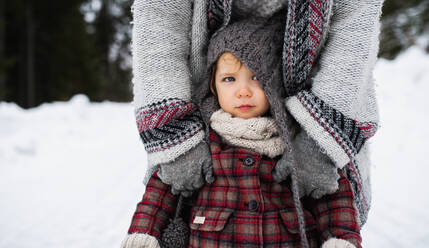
160, 196, 190, 248
281, 114, 309, 248
289, 150, 310, 248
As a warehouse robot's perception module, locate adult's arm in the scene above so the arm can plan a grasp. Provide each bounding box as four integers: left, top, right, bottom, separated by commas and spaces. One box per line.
285, 0, 383, 168
132, 0, 206, 171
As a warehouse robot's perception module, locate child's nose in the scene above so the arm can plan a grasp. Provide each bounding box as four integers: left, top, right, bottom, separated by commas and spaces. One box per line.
236, 83, 252, 98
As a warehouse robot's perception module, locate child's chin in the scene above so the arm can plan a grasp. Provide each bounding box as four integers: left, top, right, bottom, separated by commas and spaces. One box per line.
234, 113, 259, 119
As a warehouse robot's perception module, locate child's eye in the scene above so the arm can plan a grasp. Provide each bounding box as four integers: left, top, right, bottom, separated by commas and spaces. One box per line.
252, 75, 258, 81
223, 76, 235, 82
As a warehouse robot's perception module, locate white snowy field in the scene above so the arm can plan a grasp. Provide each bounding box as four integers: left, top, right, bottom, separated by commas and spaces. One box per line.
1, 46, 429, 248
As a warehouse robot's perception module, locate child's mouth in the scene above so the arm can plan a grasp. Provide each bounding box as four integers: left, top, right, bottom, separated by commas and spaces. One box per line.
237, 105, 254, 110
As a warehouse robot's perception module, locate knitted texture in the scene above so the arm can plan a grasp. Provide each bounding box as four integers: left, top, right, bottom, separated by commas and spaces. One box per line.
232, 0, 288, 18
157, 141, 214, 197
273, 128, 340, 199
121, 233, 160, 248
284, 1, 383, 225
132, 0, 382, 227
206, 3, 381, 224
282, 0, 334, 96
207, 0, 223, 34
190, 0, 209, 87
206, 15, 284, 84
132, 0, 206, 174
160, 196, 190, 248
197, 14, 298, 150
208, 0, 232, 36
160, 218, 189, 248
132, 1, 192, 107
209, 109, 285, 158
136, 98, 205, 167
322, 238, 357, 248
208, 0, 380, 226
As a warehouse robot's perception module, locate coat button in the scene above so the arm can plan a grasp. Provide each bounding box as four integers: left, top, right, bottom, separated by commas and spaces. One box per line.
243, 156, 254, 167
248, 200, 258, 211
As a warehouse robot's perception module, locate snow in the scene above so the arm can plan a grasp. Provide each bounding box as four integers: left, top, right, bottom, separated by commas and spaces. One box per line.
361, 46, 429, 247
1, 46, 429, 247
0, 95, 147, 247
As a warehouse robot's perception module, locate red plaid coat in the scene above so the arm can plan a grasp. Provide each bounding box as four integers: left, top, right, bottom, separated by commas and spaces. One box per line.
128, 130, 362, 248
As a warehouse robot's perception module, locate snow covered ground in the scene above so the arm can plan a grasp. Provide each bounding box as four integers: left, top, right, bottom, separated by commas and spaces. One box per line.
1, 46, 429, 248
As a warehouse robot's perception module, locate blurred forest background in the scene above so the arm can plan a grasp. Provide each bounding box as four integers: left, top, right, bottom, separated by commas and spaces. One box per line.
0, 0, 428, 108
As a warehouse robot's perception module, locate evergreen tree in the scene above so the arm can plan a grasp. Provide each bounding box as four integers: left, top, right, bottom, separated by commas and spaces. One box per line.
91, 0, 132, 102
0, 0, 6, 100
3, 0, 101, 108
379, 0, 429, 59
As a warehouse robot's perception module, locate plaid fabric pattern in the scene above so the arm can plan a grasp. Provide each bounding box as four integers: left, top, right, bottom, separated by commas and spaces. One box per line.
127, 129, 361, 247
306, 174, 362, 248
128, 170, 176, 239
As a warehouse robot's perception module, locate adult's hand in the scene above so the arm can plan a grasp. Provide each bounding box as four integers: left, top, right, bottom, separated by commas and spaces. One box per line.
158, 141, 214, 197
273, 130, 339, 199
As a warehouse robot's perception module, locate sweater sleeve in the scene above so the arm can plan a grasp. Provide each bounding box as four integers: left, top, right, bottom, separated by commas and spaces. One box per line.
127, 170, 178, 239
131, 0, 206, 169
285, 0, 383, 169
308, 169, 362, 248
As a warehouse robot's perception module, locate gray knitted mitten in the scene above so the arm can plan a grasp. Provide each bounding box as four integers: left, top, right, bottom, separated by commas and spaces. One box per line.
273, 130, 340, 199
158, 141, 215, 197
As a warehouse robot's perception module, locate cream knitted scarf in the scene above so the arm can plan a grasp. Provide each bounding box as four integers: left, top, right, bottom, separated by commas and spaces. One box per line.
209, 109, 285, 158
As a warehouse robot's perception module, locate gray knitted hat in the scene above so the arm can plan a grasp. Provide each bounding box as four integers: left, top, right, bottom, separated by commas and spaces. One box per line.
207, 17, 284, 83
194, 13, 299, 147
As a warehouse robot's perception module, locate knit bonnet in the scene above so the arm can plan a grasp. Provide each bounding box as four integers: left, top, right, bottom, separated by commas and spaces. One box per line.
194, 12, 299, 143
206, 15, 284, 83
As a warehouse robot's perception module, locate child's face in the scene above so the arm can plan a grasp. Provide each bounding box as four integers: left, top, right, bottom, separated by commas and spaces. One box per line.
214, 52, 270, 119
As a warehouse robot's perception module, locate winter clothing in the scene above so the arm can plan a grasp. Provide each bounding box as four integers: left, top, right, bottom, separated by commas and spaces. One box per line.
131, 0, 382, 227
160, 195, 190, 248
231, 0, 288, 19
198, 14, 297, 157
322, 238, 357, 248
123, 128, 361, 248
210, 109, 285, 158
132, 0, 206, 168
283, 0, 384, 223
273, 129, 340, 199
156, 141, 215, 197
197, 17, 341, 246
121, 233, 160, 248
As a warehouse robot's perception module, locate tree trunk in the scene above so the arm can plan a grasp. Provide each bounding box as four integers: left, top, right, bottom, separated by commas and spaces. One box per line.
26, 2, 35, 107
0, 0, 5, 100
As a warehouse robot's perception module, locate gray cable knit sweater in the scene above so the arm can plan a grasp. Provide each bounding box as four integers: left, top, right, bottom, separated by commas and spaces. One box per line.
132, 0, 383, 226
